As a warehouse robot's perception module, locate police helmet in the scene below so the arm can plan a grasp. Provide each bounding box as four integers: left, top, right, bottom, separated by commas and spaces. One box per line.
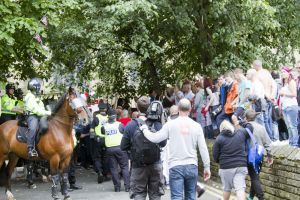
5, 83, 15, 93
28, 78, 42, 95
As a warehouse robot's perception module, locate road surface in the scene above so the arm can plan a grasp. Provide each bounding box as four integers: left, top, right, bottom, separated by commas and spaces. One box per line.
0, 167, 222, 200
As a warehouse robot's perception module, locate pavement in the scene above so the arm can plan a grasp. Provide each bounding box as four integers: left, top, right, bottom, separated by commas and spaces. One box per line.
0, 167, 224, 200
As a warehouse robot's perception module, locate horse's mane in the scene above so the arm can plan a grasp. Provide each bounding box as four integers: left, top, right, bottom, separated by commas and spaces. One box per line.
51, 93, 67, 115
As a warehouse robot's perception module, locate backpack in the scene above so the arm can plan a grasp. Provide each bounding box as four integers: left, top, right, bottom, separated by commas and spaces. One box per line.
131, 118, 161, 166
246, 128, 265, 174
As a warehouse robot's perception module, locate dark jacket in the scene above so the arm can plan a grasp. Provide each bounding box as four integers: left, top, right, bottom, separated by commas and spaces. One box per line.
213, 128, 250, 169
121, 117, 167, 168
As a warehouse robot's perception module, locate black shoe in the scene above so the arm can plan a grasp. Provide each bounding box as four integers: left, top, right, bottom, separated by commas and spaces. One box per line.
70, 184, 82, 190
197, 185, 205, 198
114, 187, 121, 192
125, 187, 130, 192
97, 174, 104, 184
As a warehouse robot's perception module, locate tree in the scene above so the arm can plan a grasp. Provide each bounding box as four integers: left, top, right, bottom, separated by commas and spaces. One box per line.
47, 0, 300, 96
0, 0, 80, 80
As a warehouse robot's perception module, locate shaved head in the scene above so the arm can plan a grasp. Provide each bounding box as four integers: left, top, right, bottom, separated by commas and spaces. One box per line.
178, 98, 191, 112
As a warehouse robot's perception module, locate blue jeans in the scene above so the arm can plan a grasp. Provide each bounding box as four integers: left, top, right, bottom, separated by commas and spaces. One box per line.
169, 165, 198, 200
283, 106, 299, 147
263, 101, 273, 140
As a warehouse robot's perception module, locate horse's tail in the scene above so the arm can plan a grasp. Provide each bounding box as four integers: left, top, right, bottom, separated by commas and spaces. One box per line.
0, 162, 7, 187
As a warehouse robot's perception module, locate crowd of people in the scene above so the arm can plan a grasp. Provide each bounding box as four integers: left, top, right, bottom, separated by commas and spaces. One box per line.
161, 59, 300, 148
0, 59, 300, 200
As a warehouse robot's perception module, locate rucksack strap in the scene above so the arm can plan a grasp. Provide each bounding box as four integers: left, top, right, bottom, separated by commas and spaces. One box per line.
245, 128, 258, 147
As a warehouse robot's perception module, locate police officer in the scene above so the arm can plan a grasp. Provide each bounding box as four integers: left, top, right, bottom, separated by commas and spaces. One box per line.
0, 83, 18, 124
15, 88, 24, 111
24, 78, 51, 158
102, 109, 130, 192
90, 102, 110, 183
68, 129, 83, 190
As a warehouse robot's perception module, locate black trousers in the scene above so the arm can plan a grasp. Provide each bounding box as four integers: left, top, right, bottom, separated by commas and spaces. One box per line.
68, 153, 76, 185
0, 113, 16, 125
130, 164, 164, 200
106, 147, 130, 188
248, 165, 264, 200
79, 136, 92, 168
90, 137, 109, 176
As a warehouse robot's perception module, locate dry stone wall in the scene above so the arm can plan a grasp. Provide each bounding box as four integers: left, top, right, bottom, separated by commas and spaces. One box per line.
199, 140, 300, 200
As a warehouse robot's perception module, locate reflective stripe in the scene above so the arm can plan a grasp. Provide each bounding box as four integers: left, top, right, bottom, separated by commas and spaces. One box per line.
24, 91, 50, 116
1, 94, 16, 115
104, 122, 122, 148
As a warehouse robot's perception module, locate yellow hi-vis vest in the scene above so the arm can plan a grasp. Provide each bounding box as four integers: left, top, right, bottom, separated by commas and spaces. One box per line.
103, 121, 122, 148
1, 94, 16, 115
95, 114, 108, 137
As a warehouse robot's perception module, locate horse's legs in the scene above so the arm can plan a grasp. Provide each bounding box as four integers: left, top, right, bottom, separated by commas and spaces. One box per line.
5, 153, 19, 200
26, 160, 37, 188
60, 157, 72, 200
50, 155, 61, 200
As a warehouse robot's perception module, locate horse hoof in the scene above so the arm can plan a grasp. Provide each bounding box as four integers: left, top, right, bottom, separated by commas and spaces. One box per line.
6, 190, 15, 200
42, 175, 48, 182
28, 183, 37, 189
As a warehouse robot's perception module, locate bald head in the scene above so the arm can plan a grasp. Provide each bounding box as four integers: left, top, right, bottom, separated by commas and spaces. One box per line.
170, 105, 179, 116
253, 60, 262, 71
178, 98, 191, 113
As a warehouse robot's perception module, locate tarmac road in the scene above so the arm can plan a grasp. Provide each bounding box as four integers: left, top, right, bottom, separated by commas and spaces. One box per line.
0, 167, 223, 200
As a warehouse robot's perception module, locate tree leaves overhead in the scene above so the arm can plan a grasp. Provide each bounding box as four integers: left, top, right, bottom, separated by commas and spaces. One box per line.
1, 0, 299, 97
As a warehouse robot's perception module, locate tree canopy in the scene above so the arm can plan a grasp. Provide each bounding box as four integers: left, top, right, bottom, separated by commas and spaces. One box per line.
1, 0, 299, 97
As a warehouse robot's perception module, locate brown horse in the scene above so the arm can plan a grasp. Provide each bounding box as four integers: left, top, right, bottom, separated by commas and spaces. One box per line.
0, 88, 91, 200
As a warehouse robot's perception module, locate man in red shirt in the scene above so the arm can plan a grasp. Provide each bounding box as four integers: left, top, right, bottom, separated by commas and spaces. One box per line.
118, 109, 131, 126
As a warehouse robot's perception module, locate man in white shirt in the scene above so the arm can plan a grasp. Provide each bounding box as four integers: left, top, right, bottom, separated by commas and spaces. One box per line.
141, 99, 210, 200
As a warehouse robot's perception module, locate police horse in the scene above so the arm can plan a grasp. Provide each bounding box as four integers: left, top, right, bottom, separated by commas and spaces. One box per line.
0, 88, 91, 200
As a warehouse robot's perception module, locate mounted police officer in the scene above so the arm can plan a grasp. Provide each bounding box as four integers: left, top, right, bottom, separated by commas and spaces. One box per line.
24, 78, 51, 158
0, 83, 18, 124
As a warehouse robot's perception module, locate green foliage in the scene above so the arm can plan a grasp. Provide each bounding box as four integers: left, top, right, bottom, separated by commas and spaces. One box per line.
0, 0, 79, 80
1, 0, 299, 97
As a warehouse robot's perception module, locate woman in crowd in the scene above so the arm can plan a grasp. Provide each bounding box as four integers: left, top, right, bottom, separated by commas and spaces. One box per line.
194, 79, 213, 138
279, 66, 299, 147
213, 120, 249, 200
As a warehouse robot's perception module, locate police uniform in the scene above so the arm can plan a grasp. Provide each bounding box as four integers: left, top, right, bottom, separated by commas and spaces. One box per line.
24, 86, 51, 157
91, 113, 110, 183
0, 93, 17, 124
102, 111, 130, 192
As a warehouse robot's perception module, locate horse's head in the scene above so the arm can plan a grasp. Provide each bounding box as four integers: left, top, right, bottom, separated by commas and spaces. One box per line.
65, 87, 92, 126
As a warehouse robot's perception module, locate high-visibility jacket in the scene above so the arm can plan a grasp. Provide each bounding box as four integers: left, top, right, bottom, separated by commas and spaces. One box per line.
24, 91, 51, 116
1, 94, 16, 115
103, 121, 122, 148
95, 114, 108, 137
0, 82, 6, 116
16, 100, 24, 111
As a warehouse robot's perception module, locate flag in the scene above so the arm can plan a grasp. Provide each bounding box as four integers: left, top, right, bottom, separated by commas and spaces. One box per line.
34, 34, 42, 43
40, 16, 48, 27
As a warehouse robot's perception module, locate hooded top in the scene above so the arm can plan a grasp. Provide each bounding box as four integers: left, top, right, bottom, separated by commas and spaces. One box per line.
213, 128, 249, 169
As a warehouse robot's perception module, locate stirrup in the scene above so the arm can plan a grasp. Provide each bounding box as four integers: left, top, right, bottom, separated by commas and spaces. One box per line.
29, 149, 38, 157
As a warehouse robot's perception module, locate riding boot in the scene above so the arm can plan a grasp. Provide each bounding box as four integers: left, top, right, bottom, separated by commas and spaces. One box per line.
51, 174, 60, 199
61, 173, 70, 199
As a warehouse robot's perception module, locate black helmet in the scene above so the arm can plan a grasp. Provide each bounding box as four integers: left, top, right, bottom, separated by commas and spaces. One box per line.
28, 78, 42, 95
5, 83, 15, 93
15, 88, 24, 100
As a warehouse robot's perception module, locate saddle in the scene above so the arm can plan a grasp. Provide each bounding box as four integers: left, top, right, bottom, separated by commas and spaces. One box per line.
16, 116, 49, 144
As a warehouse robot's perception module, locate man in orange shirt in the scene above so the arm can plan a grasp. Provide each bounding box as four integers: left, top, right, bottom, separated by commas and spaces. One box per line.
216, 71, 238, 128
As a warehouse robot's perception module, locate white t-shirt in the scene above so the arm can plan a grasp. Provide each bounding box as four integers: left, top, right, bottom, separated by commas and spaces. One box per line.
251, 80, 265, 99
184, 91, 195, 101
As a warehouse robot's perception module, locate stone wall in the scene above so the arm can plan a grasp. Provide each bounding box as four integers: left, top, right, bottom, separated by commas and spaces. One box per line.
199, 140, 300, 200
